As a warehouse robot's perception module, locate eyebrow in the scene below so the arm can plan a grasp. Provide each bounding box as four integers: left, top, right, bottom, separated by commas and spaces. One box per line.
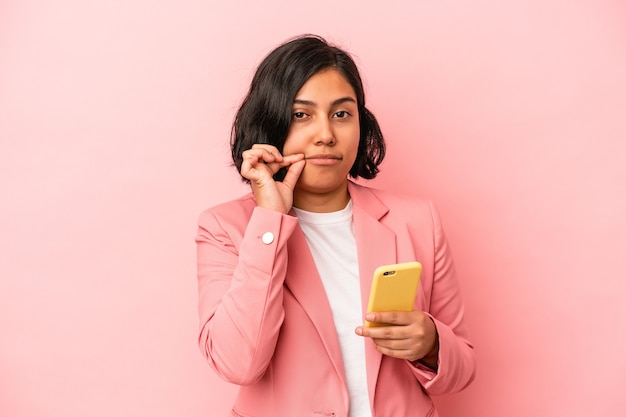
293, 97, 357, 107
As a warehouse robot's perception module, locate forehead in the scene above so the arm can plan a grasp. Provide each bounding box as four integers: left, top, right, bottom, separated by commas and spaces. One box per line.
294, 69, 357, 101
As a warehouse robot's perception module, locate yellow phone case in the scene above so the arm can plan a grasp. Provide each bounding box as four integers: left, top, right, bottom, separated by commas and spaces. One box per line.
365, 261, 422, 327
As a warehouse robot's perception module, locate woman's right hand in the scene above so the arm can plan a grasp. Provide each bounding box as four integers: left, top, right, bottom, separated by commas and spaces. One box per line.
240, 144, 306, 213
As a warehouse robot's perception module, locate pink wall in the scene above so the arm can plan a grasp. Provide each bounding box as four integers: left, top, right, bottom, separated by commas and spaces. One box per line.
1, 1, 625, 416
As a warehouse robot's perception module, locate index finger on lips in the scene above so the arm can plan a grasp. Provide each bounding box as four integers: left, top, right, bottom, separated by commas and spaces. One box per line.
279, 153, 305, 167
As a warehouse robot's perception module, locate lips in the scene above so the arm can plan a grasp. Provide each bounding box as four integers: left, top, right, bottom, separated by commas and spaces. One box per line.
304, 154, 342, 160
303, 154, 343, 166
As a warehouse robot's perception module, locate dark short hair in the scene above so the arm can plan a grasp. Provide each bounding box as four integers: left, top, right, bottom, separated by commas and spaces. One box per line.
230, 34, 385, 182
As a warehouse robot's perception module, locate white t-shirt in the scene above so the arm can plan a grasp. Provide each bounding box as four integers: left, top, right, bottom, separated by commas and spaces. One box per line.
293, 200, 372, 417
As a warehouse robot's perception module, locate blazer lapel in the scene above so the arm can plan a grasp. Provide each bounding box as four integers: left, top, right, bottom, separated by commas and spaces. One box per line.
284, 224, 347, 390
349, 182, 398, 405
284, 182, 398, 408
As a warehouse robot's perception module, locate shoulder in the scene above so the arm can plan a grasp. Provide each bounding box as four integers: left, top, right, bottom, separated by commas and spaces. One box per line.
349, 181, 436, 220
197, 192, 256, 227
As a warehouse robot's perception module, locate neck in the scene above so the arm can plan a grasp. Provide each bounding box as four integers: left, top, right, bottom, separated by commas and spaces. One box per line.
292, 186, 350, 213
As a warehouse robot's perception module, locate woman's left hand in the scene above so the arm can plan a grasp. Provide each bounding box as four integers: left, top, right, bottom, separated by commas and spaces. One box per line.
355, 311, 439, 368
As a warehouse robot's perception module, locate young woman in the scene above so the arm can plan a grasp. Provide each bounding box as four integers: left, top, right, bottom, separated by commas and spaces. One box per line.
196, 35, 475, 417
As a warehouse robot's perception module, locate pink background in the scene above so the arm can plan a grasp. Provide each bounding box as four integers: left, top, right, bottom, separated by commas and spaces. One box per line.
1, 0, 625, 416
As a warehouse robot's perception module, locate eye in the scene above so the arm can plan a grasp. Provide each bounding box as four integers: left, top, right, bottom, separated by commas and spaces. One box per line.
333, 110, 350, 119
293, 111, 308, 119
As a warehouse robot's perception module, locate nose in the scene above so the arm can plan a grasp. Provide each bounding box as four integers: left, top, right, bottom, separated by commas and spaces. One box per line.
314, 118, 335, 146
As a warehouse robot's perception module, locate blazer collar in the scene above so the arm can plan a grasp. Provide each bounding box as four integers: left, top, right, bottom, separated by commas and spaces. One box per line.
348, 181, 398, 404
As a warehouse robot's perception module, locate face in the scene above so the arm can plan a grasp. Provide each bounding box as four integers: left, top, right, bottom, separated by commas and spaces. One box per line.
282, 69, 360, 203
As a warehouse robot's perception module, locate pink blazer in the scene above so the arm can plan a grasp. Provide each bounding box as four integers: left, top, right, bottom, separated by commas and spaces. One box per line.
196, 181, 475, 417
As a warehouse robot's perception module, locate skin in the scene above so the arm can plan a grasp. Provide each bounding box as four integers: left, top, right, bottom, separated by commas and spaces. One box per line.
239, 68, 439, 368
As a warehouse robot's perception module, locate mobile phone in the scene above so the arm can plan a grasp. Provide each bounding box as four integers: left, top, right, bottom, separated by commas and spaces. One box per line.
364, 261, 422, 327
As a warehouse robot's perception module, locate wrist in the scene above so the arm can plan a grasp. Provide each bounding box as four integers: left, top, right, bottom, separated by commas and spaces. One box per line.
417, 325, 440, 370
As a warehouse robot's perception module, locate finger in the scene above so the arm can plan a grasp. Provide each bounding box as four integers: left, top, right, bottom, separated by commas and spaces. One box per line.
282, 153, 305, 164
371, 337, 413, 351
242, 147, 280, 165
355, 324, 409, 340
241, 149, 284, 179
373, 344, 417, 361
366, 311, 415, 326
281, 158, 306, 190
250, 144, 284, 162
264, 153, 304, 173
241, 151, 268, 174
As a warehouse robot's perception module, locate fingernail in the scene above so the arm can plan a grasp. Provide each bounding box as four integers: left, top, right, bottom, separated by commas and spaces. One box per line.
365, 313, 375, 321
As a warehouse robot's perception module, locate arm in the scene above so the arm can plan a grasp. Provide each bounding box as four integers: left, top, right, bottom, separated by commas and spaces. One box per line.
409, 201, 476, 394
355, 201, 475, 394
197, 145, 306, 385
196, 205, 298, 385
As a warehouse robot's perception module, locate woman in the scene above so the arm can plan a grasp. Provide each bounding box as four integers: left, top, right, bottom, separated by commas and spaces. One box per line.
196, 35, 475, 417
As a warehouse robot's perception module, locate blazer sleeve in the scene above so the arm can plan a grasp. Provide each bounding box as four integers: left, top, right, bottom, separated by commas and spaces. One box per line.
409, 201, 476, 395
195, 205, 299, 385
